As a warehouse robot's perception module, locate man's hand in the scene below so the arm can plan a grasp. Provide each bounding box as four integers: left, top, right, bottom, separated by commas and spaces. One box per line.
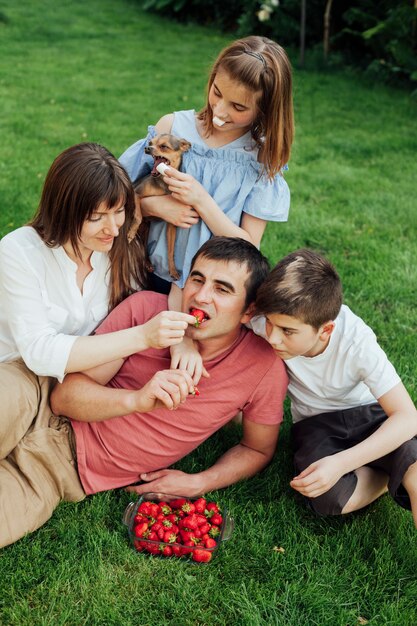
132, 369, 195, 412
290, 455, 345, 498
125, 469, 203, 498
141, 311, 196, 350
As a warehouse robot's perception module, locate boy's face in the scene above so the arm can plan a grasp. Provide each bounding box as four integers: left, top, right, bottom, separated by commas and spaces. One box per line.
265, 313, 333, 360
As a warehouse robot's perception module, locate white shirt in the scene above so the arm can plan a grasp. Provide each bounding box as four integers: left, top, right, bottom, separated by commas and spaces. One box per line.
249, 305, 400, 422
0, 226, 111, 381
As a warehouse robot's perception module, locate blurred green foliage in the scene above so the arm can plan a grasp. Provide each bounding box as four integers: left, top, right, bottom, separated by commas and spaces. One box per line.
140, 0, 417, 89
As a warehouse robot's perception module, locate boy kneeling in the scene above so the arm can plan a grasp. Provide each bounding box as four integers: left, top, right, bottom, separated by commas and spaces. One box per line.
252, 249, 417, 526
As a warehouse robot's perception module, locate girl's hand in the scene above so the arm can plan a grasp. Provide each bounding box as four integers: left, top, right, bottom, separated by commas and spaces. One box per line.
163, 169, 211, 211
170, 336, 210, 385
140, 195, 200, 228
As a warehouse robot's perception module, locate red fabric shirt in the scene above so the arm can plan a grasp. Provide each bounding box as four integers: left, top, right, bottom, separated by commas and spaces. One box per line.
71, 292, 288, 494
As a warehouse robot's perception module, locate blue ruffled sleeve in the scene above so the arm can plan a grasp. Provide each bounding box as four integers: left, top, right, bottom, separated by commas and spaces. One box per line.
118, 126, 157, 182
243, 170, 290, 222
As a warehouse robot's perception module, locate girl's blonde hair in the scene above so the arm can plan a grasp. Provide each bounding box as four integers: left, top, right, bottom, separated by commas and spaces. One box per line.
198, 36, 294, 180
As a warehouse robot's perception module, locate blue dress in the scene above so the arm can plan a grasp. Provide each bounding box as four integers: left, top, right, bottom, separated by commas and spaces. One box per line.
119, 110, 290, 288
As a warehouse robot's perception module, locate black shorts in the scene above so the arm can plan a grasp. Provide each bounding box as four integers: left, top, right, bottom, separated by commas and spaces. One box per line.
292, 403, 417, 515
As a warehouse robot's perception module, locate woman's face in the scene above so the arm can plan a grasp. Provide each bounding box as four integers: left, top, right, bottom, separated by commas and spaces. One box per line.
77, 200, 126, 257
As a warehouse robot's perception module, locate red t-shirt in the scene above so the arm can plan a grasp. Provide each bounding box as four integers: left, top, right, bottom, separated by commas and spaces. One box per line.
71, 292, 288, 495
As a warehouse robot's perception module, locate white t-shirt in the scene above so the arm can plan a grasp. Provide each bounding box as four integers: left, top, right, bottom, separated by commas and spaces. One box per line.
249, 305, 400, 422
0, 226, 111, 381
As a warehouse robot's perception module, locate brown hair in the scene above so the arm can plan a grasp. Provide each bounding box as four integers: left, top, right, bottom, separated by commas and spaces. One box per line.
31, 143, 148, 310
255, 249, 343, 329
190, 236, 270, 309
198, 36, 294, 180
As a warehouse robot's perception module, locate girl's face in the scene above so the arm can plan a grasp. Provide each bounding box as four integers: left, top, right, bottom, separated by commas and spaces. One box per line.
73, 200, 126, 260
208, 68, 260, 133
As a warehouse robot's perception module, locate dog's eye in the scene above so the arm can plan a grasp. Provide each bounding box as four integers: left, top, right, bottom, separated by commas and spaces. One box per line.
160, 144, 168, 150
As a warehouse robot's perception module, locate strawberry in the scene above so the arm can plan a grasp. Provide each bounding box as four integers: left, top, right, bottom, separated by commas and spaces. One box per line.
209, 525, 221, 539
171, 545, 183, 558
147, 530, 158, 542
160, 545, 173, 557
192, 549, 212, 563
171, 498, 195, 515
163, 531, 178, 544
210, 513, 223, 526
199, 522, 211, 535
179, 529, 198, 544
146, 542, 160, 555
206, 502, 220, 515
182, 541, 196, 554
133, 540, 145, 552
204, 537, 217, 549
159, 502, 172, 515
194, 498, 207, 514
138, 501, 153, 516
134, 513, 148, 524
190, 308, 206, 327
181, 514, 199, 530
134, 521, 149, 538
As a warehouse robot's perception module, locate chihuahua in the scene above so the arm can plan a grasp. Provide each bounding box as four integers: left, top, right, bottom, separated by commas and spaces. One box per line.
132, 133, 191, 280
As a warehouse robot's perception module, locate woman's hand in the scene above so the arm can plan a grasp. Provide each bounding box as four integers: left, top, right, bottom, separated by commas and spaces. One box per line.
141, 311, 196, 350
140, 195, 200, 228
170, 335, 210, 385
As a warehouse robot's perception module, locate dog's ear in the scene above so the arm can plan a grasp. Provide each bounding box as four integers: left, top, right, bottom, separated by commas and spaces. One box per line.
179, 139, 192, 153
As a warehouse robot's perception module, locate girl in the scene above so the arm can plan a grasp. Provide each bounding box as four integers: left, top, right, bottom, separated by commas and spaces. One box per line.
119, 35, 294, 297
0, 142, 195, 458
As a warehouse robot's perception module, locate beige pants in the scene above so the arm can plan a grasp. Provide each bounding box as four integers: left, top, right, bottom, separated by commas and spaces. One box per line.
0, 360, 85, 548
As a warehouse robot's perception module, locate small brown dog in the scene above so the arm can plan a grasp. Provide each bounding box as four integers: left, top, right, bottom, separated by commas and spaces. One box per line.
132, 133, 191, 280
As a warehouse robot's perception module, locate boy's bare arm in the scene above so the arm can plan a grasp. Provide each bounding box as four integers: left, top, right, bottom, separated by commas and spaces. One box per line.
126, 418, 280, 497
291, 382, 417, 498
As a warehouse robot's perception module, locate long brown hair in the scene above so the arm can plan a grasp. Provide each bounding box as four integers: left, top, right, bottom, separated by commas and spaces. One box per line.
31, 143, 148, 310
198, 36, 294, 180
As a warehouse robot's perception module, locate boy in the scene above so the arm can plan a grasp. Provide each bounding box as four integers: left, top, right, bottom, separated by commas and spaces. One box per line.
252, 249, 417, 525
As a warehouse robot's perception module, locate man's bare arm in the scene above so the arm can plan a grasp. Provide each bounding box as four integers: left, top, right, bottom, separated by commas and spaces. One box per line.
127, 418, 281, 497
50, 368, 195, 422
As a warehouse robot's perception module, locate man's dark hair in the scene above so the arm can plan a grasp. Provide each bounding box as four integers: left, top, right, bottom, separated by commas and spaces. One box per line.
255, 249, 343, 328
190, 237, 270, 308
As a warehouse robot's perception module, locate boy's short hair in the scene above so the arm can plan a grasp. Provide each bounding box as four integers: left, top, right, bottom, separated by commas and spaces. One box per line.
190, 236, 270, 309
255, 249, 343, 328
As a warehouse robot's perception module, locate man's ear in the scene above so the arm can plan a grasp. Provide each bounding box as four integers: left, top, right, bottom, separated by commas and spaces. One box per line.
240, 302, 256, 324
319, 321, 335, 341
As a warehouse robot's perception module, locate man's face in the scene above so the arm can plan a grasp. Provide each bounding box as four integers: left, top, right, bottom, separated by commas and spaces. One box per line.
265, 313, 332, 360
182, 256, 252, 343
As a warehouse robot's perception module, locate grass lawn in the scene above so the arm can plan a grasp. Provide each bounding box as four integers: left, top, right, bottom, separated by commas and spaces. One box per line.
0, 0, 416, 624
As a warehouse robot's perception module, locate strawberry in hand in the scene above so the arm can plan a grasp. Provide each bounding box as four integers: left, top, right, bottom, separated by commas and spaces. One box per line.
189, 308, 207, 328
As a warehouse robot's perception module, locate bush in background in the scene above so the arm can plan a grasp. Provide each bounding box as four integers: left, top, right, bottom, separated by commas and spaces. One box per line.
140, 0, 417, 89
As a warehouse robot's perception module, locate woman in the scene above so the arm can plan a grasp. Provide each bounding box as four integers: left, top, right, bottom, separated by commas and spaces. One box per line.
0, 142, 193, 457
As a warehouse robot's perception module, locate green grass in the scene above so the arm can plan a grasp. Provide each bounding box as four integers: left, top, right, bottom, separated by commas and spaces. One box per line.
0, 0, 416, 624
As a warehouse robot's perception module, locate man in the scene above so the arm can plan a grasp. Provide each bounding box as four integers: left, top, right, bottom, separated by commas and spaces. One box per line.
0, 237, 288, 548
